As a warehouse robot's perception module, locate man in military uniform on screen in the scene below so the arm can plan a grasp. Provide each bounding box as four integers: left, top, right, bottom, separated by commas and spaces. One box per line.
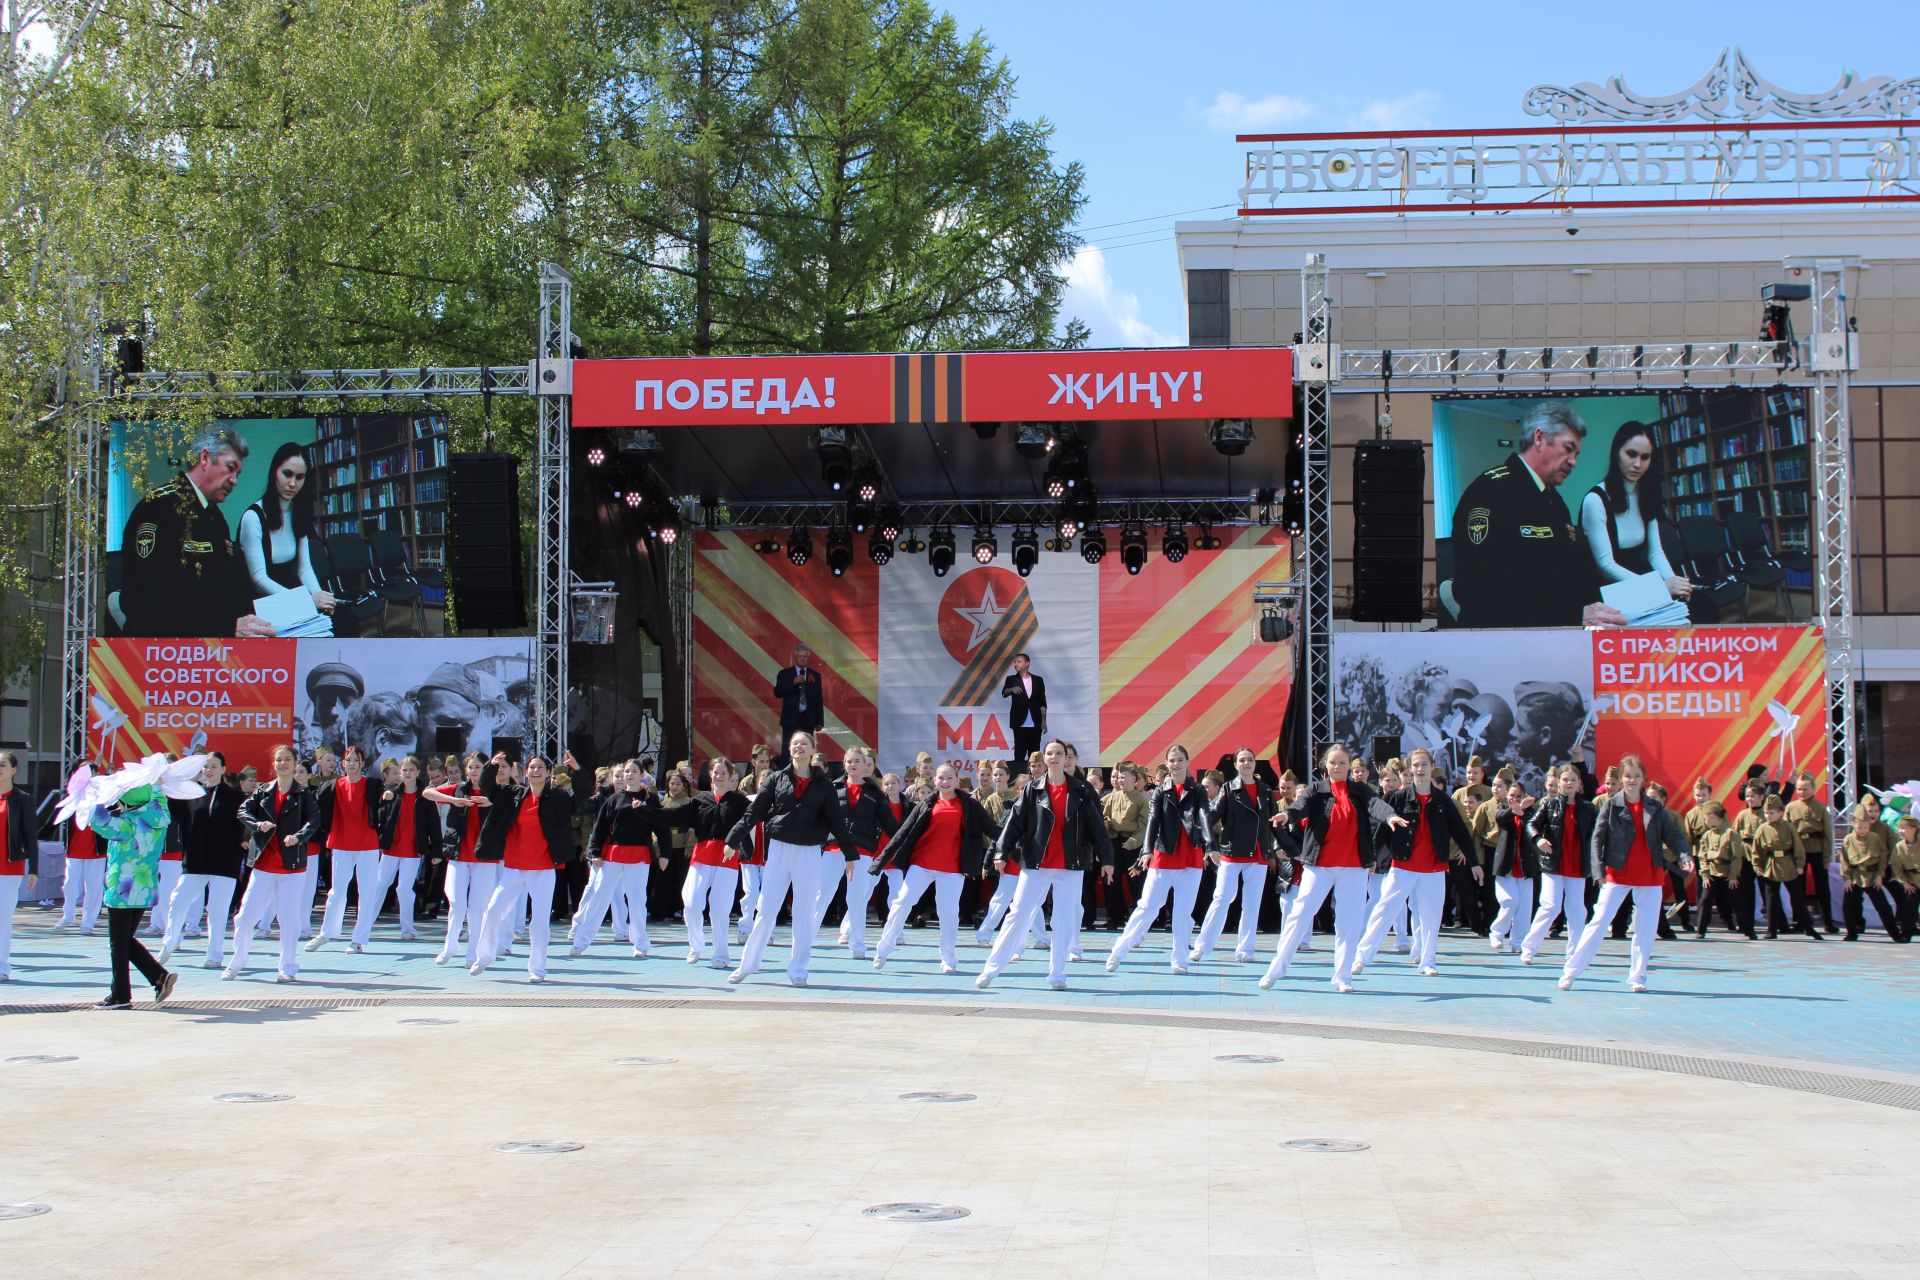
119, 427, 277, 638
1447, 402, 1627, 629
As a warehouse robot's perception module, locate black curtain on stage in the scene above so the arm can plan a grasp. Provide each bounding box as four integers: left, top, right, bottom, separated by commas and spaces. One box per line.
1275, 633, 1308, 781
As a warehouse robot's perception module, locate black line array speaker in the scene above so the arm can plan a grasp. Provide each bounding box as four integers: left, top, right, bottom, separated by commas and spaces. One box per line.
1351, 439, 1425, 623
448, 452, 527, 630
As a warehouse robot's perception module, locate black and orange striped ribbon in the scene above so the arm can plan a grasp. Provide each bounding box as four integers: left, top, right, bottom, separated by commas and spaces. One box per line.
892, 353, 966, 425
941, 589, 1039, 706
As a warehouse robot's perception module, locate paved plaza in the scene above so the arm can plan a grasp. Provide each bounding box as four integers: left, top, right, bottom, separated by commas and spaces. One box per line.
5, 910, 1918, 1278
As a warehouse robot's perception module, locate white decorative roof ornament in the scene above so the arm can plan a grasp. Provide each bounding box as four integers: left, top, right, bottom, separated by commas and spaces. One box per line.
1524, 47, 1920, 123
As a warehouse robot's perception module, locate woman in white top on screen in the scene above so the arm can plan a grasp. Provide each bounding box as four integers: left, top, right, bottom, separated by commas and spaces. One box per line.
237, 442, 336, 616
1578, 421, 1693, 602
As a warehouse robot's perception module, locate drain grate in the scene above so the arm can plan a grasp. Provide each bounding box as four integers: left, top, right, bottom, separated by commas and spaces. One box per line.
399, 1018, 456, 1026
496, 1141, 583, 1154
898, 1091, 976, 1103
215, 1092, 291, 1103
1283, 1138, 1370, 1153
1215, 1054, 1283, 1064
863, 1203, 969, 1222
6, 1055, 76, 1065
611, 1057, 676, 1066
0, 1203, 52, 1221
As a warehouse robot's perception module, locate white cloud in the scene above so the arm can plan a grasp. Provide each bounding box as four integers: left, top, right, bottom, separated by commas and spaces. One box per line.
1203, 90, 1316, 134
1346, 90, 1442, 131
1063, 245, 1177, 348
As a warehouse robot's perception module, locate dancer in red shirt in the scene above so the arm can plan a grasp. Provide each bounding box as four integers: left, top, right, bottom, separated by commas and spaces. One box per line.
469, 753, 577, 982
871, 765, 997, 972
226, 745, 319, 982
356, 754, 440, 948
0, 751, 37, 981
1561, 755, 1694, 992
423, 752, 498, 968
1108, 745, 1218, 974
306, 744, 383, 953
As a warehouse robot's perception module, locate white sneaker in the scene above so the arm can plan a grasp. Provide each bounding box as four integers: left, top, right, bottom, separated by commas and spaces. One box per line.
158, 943, 176, 966
872, 955, 886, 970
1068, 951, 1083, 963
1104, 958, 1118, 973
81, 927, 96, 936
348, 942, 364, 954
1628, 980, 1648, 993
434, 951, 453, 966
709, 959, 729, 970
1171, 964, 1189, 975
1258, 974, 1276, 990
1048, 979, 1066, 991
1420, 966, 1439, 977
789, 975, 807, 988
941, 963, 958, 975
1520, 951, 1535, 965
275, 972, 296, 983
221, 966, 238, 981
1333, 981, 1353, 994
469, 962, 487, 976
568, 945, 587, 958
529, 974, 546, 984
727, 969, 747, 985
1557, 975, 1574, 990
975, 972, 993, 989
686, 950, 701, 963
1296, 941, 1314, 953
1188, 948, 1204, 963
303, 935, 328, 953
631, 949, 649, 959
1351, 962, 1366, 975
400, 932, 418, 942
201, 959, 222, 969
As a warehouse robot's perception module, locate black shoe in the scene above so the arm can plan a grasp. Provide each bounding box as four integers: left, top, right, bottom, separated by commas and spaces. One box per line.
1765, 930, 1780, 940
1807, 931, 1825, 942
1693, 930, 1708, 941
153, 971, 179, 1004
96, 996, 132, 1010
1843, 931, 1860, 942
1656, 925, 1677, 942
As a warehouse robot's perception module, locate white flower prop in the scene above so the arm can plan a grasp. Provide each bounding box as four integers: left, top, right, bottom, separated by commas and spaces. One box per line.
56, 752, 209, 829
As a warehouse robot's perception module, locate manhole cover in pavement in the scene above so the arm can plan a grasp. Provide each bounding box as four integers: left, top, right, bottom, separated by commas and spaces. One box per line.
496, 1141, 583, 1154
1215, 1054, 1282, 1064
0, 1204, 52, 1221
6, 1055, 77, 1065
216, 1092, 292, 1104
1282, 1138, 1370, 1152
400, 1018, 456, 1026
611, 1057, 676, 1066
898, 1091, 976, 1103
862, 1203, 970, 1222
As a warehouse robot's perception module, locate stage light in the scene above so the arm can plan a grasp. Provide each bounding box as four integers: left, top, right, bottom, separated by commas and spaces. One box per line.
751, 535, 781, 555
1209, 419, 1255, 456
813, 426, 852, 492
928, 526, 956, 577
868, 530, 894, 566
877, 506, 903, 543
826, 525, 852, 577
1013, 422, 1052, 460
854, 468, 881, 504
654, 512, 680, 545
787, 528, 813, 567
1056, 513, 1079, 541
972, 525, 998, 565
848, 498, 873, 534
624, 490, 644, 509
586, 445, 607, 467
617, 428, 662, 454
1080, 527, 1108, 565
1194, 523, 1222, 551
1120, 524, 1148, 576
1163, 523, 1189, 564
1046, 474, 1067, 500
1011, 527, 1039, 577
899, 529, 926, 555
1045, 536, 1072, 553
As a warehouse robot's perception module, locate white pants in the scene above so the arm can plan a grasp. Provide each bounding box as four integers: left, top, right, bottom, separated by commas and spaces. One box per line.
1110, 867, 1203, 969
441, 861, 499, 965
1193, 861, 1269, 959
976, 872, 1047, 948
577, 859, 630, 936
147, 860, 183, 935
683, 862, 739, 963
1264, 863, 1369, 987
980, 868, 1081, 984
876, 866, 964, 967
1522, 874, 1589, 960
0, 875, 18, 976
810, 849, 851, 933
229, 871, 306, 977
476, 868, 556, 978
60, 858, 105, 929
352, 855, 419, 945
572, 860, 650, 951
823, 854, 881, 956
737, 864, 764, 937
164, 873, 236, 965
321, 847, 382, 939
1564, 882, 1662, 987
293, 859, 321, 937
1358, 868, 1448, 969
1490, 874, 1534, 949
1367, 869, 1407, 945
735, 841, 824, 982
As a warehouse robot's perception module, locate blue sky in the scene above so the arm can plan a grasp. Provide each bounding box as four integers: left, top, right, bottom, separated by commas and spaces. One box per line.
935, 0, 1920, 347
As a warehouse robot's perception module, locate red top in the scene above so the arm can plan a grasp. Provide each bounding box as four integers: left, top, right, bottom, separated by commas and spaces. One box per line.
1606, 800, 1662, 887
388, 791, 420, 856
1149, 782, 1207, 871
456, 793, 483, 862
327, 777, 379, 851
1039, 782, 1071, 870
874, 799, 907, 863
1223, 783, 1265, 863
604, 842, 650, 866
1317, 782, 1362, 868
1558, 806, 1584, 879
503, 791, 552, 871
162, 816, 183, 861
824, 782, 861, 855
793, 775, 810, 801
0, 792, 23, 876
255, 787, 292, 875
917, 796, 966, 874
68, 823, 101, 859
692, 837, 730, 867
1404, 793, 1444, 873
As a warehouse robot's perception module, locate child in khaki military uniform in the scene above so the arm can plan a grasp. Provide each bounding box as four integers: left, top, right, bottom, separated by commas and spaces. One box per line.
1750, 794, 1823, 941
1785, 773, 1839, 932
1099, 764, 1148, 930
1691, 801, 1755, 940
1888, 816, 1920, 942
1840, 806, 1907, 943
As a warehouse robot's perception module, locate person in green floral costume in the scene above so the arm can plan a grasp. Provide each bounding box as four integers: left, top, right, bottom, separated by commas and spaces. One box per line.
89, 786, 180, 1008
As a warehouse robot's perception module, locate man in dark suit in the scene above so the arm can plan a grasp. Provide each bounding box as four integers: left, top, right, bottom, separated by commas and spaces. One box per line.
1000, 653, 1047, 763
772, 644, 825, 763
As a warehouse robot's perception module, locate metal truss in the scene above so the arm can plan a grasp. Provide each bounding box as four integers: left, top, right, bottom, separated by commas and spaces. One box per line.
1337, 340, 1795, 388
533, 264, 574, 763
1296, 253, 1335, 772
119, 365, 532, 401
1802, 258, 1858, 804
720, 497, 1254, 531
59, 280, 105, 773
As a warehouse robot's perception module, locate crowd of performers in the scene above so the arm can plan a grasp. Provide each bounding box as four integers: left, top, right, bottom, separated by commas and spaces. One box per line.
3, 734, 1916, 1006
